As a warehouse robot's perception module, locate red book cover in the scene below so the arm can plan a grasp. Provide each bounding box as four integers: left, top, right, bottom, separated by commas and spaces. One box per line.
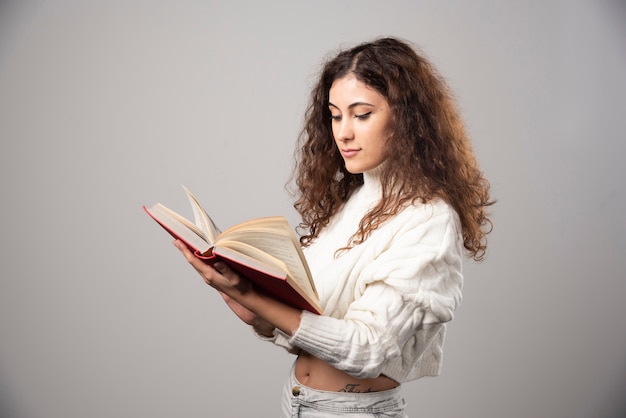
196, 250, 321, 314
143, 205, 321, 314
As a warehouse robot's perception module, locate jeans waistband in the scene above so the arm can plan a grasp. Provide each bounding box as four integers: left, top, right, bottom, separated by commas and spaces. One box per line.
283, 361, 407, 416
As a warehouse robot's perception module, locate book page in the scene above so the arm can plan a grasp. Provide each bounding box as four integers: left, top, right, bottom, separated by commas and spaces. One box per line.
183, 185, 221, 244
145, 204, 212, 253
218, 216, 314, 282
215, 240, 289, 278
217, 229, 316, 298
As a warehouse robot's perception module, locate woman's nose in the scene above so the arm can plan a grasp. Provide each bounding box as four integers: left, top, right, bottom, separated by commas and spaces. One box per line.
334, 120, 354, 142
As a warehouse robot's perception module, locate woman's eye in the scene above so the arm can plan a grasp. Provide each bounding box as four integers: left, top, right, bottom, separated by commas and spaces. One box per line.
330, 114, 342, 121
355, 112, 372, 120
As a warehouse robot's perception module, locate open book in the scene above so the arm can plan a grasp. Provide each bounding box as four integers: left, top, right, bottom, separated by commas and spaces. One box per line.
143, 186, 321, 314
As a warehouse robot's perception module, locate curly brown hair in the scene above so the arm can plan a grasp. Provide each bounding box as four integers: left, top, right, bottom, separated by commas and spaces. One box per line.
292, 37, 494, 261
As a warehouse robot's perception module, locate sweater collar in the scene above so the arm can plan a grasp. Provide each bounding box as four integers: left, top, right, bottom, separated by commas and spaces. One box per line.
361, 164, 384, 196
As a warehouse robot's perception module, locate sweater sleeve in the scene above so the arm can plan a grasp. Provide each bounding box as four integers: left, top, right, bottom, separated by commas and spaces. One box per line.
253, 327, 300, 355
288, 204, 464, 380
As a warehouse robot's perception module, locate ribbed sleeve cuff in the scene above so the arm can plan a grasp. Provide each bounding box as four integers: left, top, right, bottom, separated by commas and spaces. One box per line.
252, 327, 300, 354
289, 310, 347, 360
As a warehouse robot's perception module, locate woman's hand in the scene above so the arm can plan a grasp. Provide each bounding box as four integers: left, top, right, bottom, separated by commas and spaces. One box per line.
173, 240, 274, 335
173, 239, 301, 337
173, 240, 251, 295
219, 291, 275, 337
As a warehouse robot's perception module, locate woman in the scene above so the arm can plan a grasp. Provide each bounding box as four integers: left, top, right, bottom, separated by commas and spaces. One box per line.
175, 37, 493, 417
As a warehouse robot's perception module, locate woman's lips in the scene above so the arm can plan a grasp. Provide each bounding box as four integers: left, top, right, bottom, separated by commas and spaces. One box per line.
341, 148, 360, 158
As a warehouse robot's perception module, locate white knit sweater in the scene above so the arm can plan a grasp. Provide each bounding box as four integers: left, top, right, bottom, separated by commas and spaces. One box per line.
269, 170, 464, 383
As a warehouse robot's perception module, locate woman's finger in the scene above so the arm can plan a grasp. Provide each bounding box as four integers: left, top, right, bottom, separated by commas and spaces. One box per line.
172, 240, 195, 262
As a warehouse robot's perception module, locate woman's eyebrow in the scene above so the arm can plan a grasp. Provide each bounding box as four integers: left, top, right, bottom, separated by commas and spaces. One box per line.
328, 101, 375, 109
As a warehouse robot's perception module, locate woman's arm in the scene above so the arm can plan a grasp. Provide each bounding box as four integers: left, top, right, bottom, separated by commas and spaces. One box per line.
173, 240, 302, 337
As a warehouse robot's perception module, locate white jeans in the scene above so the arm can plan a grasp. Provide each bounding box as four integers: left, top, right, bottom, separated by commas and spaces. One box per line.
280, 362, 408, 417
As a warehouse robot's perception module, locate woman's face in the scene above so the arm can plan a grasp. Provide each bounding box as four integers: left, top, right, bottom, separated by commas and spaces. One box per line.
328, 75, 392, 174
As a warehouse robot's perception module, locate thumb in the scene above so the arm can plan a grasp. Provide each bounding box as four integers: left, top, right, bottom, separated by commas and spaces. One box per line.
213, 261, 229, 275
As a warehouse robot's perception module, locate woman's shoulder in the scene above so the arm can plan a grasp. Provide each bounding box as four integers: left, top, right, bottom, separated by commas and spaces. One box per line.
399, 197, 460, 225
383, 198, 462, 249
382, 199, 464, 267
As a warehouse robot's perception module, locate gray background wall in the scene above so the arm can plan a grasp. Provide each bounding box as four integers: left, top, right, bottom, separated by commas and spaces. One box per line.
1, 1, 625, 417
